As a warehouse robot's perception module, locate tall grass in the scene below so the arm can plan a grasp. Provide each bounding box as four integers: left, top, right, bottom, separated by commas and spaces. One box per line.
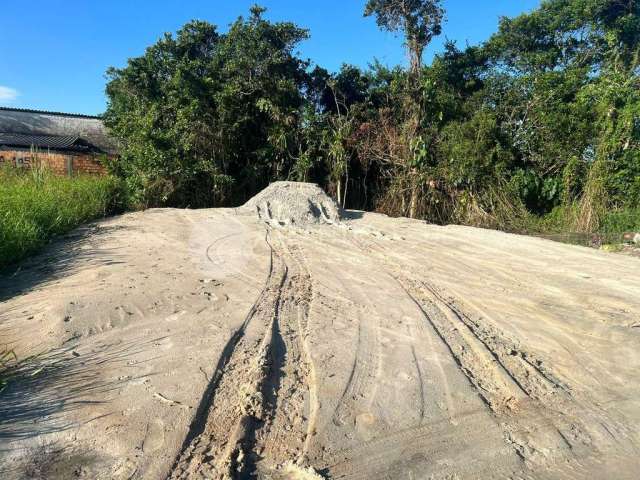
0, 167, 125, 269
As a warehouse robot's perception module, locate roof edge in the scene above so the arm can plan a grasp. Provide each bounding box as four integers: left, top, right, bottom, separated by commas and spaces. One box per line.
0, 106, 102, 120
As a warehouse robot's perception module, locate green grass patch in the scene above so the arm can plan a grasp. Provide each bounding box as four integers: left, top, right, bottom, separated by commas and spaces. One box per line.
515, 204, 640, 247
525, 204, 639, 235
0, 167, 125, 270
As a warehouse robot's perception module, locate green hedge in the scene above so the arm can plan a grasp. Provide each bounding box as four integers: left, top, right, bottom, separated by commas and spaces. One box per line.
0, 168, 125, 269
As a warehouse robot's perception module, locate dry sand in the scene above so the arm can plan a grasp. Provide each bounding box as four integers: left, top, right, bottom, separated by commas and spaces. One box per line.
1, 182, 639, 479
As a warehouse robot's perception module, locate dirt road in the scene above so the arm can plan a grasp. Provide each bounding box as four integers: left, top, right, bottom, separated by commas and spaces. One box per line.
1, 183, 639, 479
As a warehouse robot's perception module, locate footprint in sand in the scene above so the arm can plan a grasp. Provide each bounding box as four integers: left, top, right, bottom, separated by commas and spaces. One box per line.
355, 412, 377, 440
143, 419, 165, 454
112, 458, 138, 479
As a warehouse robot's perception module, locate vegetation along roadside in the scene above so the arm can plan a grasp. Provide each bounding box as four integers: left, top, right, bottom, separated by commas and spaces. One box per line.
0, 166, 125, 270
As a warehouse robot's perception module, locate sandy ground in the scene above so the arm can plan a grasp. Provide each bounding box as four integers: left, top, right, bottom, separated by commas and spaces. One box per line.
1, 183, 640, 479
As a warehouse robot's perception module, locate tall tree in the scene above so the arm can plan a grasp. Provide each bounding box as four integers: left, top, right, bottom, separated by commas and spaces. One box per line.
364, 0, 445, 218
364, 0, 445, 77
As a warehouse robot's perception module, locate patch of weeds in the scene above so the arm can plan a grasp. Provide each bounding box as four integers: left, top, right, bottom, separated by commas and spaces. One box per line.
0, 348, 18, 393
0, 166, 126, 270
600, 243, 624, 253
600, 208, 640, 234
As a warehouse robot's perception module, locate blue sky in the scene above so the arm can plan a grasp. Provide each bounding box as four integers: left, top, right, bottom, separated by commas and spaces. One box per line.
0, 1, 540, 115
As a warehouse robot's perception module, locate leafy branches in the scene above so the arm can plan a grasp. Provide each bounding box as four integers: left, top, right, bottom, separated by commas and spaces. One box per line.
364, 0, 445, 75
103, 1, 639, 234
104, 7, 309, 208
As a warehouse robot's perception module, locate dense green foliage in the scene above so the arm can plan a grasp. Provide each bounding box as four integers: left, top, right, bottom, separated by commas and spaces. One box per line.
104, 6, 309, 208
105, 0, 640, 234
0, 168, 124, 269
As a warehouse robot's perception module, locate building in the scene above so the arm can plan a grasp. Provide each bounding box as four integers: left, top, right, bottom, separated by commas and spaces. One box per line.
0, 107, 117, 175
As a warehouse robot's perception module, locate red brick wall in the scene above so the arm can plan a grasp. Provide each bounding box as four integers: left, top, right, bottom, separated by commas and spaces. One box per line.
0, 150, 109, 175
73, 154, 108, 175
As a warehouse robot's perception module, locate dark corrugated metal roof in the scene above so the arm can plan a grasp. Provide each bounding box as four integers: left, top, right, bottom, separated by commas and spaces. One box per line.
0, 108, 117, 154
0, 107, 101, 119
0, 133, 95, 151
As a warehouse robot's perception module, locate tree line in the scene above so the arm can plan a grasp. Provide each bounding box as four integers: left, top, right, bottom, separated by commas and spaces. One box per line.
104, 0, 640, 233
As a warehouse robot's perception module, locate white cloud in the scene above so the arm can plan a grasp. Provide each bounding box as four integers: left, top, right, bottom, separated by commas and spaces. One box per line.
0, 86, 19, 103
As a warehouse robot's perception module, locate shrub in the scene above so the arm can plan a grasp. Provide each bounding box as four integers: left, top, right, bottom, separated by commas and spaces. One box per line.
600, 208, 640, 234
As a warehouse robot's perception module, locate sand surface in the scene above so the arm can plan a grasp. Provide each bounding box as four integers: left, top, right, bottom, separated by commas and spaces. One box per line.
1, 182, 639, 479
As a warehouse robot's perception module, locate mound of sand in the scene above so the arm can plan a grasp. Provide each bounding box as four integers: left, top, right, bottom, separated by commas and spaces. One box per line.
243, 181, 340, 227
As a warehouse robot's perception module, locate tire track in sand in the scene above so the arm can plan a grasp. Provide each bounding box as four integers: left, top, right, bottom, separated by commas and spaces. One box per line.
345, 232, 457, 424
284, 243, 321, 463
331, 313, 380, 428
423, 281, 637, 455
169, 230, 285, 479
251, 238, 320, 474
391, 270, 629, 468
324, 407, 518, 480
169, 230, 319, 479
338, 230, 607, 473
303, 232, 382, 434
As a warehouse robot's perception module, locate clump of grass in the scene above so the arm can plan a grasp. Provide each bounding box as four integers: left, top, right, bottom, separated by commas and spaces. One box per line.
600, 243, 624, 252
0, 166, 125, 269
1, 345, 46, 396
1, 347, 18, 393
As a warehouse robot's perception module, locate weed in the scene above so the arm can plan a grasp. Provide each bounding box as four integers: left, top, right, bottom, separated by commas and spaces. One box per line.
0, 347, 18, 393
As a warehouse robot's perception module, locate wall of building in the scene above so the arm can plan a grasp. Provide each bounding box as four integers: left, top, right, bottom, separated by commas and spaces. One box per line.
0, 150, 108, 175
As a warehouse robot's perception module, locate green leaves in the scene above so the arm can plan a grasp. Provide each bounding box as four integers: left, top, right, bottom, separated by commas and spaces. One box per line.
364, 0, 445, 74
409, 136, 429, 169
100, 1, 638, 232
104, 7, 309, 208
364, 0, 445, 46
485, 0, 640, 73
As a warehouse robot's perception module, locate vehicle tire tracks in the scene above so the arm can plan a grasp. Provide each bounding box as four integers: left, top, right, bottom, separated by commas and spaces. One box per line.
251, 239, 319, 473
331, 312, 380, 429
168, 230, 319, 479
340, 229, 630, 471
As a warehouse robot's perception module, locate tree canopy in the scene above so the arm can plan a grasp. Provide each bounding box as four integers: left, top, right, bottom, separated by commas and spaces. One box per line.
105, 1, 640, 234
364, 0, 445, 74
105, 7, 308, 207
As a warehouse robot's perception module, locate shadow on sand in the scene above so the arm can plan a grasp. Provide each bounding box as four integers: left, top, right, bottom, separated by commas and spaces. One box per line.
0, 338, 161, 446
0, 336, 167, 478
0, 222, 131, 303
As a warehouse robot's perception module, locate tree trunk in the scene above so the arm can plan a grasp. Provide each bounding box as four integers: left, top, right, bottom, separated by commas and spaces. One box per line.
336, 178, 342, 208
409, 183, 419, 219
343, 169, 349, 209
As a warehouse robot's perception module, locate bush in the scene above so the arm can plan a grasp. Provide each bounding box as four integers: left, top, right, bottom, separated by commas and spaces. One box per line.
600, 208, 640, 234
0, 167, 125, 269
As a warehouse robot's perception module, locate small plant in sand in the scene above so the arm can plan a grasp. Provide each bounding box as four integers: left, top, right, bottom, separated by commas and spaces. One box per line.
0, 347, 18, 393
